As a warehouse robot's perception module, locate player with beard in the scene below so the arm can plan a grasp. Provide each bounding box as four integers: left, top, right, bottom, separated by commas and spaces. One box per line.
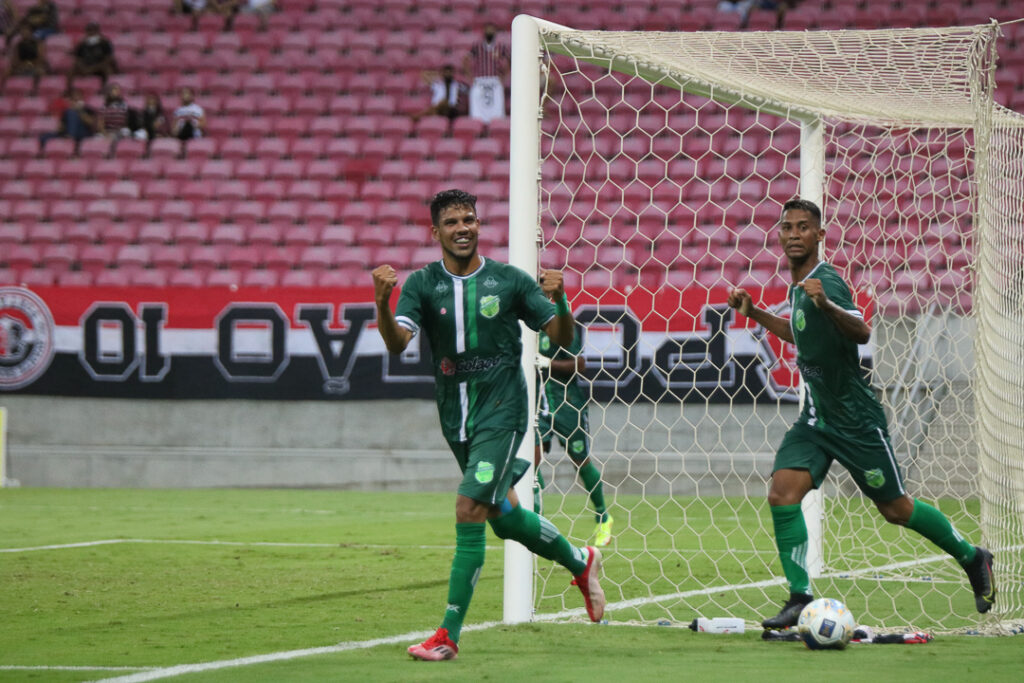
727, 198, 995, 629
372, 189, 606, 661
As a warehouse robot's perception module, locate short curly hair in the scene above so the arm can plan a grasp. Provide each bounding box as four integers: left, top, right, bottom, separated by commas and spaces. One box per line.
430, 189, 478, 227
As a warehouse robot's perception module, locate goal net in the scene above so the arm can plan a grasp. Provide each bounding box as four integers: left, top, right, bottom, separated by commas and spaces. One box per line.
508, 17, 1024, 634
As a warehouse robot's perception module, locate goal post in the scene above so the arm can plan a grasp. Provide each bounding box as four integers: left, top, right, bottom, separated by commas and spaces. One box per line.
507, 16, 1024, 634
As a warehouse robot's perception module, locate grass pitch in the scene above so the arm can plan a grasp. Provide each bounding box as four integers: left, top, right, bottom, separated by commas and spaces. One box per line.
1, 488, 1020, 682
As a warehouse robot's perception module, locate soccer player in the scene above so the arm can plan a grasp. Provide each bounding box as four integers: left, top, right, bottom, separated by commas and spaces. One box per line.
534, 327, 613, 546
373, 189, 606, 661
727, 198, 996, 629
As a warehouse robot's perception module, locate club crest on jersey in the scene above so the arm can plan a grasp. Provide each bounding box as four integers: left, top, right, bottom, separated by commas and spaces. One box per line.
864, 468, 886, 488
539, 334, 551, 352
479, 295, 500, 319
0, 287, 56, 390
571, 440, 585, 455
483, 276, 499, 288
794, 309, 806, 331
475, 461, 495, 483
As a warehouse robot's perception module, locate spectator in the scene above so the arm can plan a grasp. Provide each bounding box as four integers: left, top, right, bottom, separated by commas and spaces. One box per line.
236, 0, 277, 32
131, 92, 168, 142
97, 82, 131, 139
0, 0, 18, 48
1, 24, 49, 94
18, 0, 58, 40
172, 86, 205, 157
410, 65, 468, 124
67, 22, 118, 90
462, 23, 510, 124
718, 0, 796, 30
39, 88, 96, 154
172, 0, 237, 33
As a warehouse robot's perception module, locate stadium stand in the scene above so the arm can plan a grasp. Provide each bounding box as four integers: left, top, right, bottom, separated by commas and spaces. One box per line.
0, 0, 1020, 291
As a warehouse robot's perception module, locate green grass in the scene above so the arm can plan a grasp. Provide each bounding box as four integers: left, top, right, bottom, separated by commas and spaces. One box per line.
1, 489, 1020, 682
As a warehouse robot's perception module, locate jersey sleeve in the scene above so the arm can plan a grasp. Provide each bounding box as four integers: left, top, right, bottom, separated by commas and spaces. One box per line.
515, 267, 557, 331
823, 268, 862, 317
393, 270, 424, 337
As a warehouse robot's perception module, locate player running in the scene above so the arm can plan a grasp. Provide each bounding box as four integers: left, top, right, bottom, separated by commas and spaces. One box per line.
373, 189, 606, 662
534, 327, 613, 546
727, 198, 995, 629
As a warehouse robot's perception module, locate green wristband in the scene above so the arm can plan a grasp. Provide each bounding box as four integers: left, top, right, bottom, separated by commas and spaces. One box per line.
555, 294, 571, 316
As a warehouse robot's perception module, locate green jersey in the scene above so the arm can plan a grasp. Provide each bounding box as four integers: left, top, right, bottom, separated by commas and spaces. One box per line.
789, 262, 887, 435
395, 257, 557, 443
538, 327, 587, 410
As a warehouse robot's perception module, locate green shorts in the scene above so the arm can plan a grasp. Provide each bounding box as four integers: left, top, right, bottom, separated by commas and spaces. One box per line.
774, 422, 906, 502
449, 429, 531, 506
536, 404, 590, 463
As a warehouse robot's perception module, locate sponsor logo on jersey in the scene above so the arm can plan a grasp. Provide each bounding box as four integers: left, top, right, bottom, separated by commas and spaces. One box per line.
439, 356, 502, 376
479, 295, 500, 318
475, 461, 495, 483
794, 308, 806, 331
864, 468, 886, 488
435, 281, 450, 294
484, 276, 499, 288
0, 287, 56, 390
796, 360, 822, 378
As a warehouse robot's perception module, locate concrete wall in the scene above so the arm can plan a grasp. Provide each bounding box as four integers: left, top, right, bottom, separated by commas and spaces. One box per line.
2, 314, 977, 494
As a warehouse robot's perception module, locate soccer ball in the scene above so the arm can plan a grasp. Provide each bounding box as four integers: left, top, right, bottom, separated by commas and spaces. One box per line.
797, 598, 856, 650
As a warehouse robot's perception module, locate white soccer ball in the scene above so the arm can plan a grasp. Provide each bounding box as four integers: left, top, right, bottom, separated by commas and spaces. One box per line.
797, 598, 856, 650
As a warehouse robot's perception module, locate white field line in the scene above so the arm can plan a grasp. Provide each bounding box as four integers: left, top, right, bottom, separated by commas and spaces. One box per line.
0, 666, 153, 672
83, 543, 1014, 683
0, 538, 774, 555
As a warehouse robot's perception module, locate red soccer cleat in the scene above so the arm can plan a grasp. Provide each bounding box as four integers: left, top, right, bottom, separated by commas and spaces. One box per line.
407, 627, 458, 661
571, 546, 606, 622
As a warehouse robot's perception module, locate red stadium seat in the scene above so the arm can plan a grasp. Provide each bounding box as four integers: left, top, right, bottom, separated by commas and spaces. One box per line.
241, 269, 280, 288
280, 269, 317, 287
172, 223, 209, 247
168, 270, 206, 287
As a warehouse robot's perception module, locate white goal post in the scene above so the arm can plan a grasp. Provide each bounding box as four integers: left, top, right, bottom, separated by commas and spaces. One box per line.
506, 15, 1024, 634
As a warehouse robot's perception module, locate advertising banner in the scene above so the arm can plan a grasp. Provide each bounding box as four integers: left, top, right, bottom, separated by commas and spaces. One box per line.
0, 285, 871, 402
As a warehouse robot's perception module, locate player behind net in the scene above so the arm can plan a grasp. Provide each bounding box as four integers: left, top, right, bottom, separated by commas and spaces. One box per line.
534, 325, 613, 546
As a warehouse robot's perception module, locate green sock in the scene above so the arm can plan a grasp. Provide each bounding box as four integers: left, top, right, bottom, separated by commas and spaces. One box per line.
770, 504, 811, 596
489, 505, 588, 575
578, 462, 608, 522
440, 522, 486, 643
906, 499, 977, 566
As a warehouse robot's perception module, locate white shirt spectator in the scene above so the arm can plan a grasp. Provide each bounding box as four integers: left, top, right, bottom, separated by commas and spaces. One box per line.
173, 102, 205, 138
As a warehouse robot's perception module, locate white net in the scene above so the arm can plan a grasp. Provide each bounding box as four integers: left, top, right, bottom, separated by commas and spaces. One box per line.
517, 19, 1024, 634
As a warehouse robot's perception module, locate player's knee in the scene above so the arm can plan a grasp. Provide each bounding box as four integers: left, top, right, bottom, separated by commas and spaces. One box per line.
875, 497, 912, 526
767, 488, 800, 507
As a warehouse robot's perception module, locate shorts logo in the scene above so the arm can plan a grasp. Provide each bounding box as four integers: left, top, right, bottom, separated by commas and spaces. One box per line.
794, 309, 806, 331
475, 461, 495, 484
570, 440, 585, 455
479, 295, 500, 319
440, 357, 456, 376
864, 468, 886, 488
0, 287, 56, 390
